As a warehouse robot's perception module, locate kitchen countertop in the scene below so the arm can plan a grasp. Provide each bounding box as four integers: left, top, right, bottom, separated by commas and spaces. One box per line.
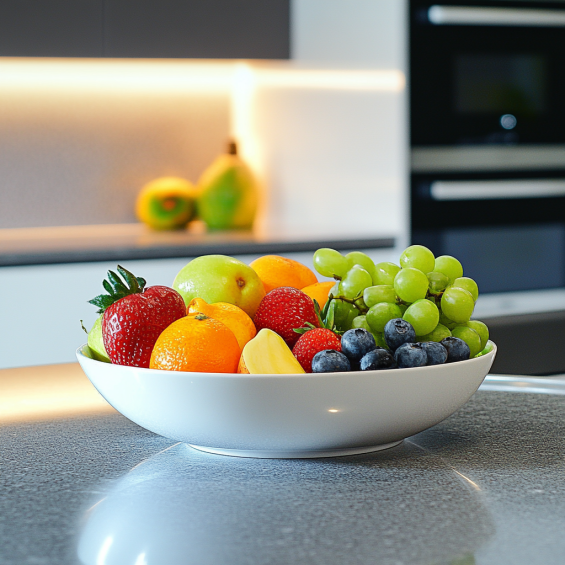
2, 363, 565, 564
0, 223, 395, 266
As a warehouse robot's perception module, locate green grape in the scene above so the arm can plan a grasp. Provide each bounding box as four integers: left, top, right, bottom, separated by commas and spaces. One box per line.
475, 341, 494, 357
452, 277, 479, 302
333, 299, 360, 332
313, 248, 352, 279
393, 267, 429, 303
427, 271, 449, 293
403, 298, 439, 336
417, 323, 451, 343
366, 302, 403, 333
373, 262, 401, 286
452, 326, 482, 357
466, 320, 489, 349
439, 312, 458, 330
363, 285, 396, 308
441, 287, 474, 323
373, 332, 389, 349
400, 245, 435, 273
338, 265, 373, 299
346, 252, 377, 280
433, 255, 463, 283
398, 303, 408, 315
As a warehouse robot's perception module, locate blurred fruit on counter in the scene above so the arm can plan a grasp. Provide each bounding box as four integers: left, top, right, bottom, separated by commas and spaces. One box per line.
136, 176, 198, 230
250, 255, 318, 294
197, 140, 259, 230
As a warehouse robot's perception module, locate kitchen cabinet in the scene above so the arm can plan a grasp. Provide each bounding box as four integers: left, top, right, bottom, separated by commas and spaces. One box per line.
0, 0, 290, 59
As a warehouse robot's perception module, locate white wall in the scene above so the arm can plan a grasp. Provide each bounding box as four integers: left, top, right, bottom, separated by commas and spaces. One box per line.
248, 0, 409, 246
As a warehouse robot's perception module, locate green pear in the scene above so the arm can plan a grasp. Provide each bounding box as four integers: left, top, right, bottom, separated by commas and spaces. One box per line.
173, 255, 265, 318
87, 315, 111, 363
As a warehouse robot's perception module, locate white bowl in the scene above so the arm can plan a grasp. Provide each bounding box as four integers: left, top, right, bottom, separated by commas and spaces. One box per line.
76, 342, 496, 459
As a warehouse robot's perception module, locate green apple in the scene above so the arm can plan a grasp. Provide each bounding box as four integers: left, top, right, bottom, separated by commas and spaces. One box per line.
87, 315, 111, 363
173, 255, 265, 317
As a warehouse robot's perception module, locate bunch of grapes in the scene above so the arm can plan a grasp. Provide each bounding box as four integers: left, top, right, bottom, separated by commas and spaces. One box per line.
312, 245, 490, 357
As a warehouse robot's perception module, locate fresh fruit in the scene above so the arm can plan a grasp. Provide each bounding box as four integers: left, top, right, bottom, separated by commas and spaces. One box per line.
441, 337, 471, 362
403, 299, 439, 336
394, 343, 427, 368
330, 299, 360, 332
238, 329, 305, 374
250, 255, 317, 294
253, 287, 319, 347
427, 271, 449, 293
394, 267, 429, 303
312, 248, 352, 279
441, 287, 475, 323
338, 265, 373, 299
451, 326, 482, 357
89, 266, 186, 368
292, 328, 342, 373
173, 255, 265, 317
451, 277, 479, 302
417, 323, 451, 343
384, 319, 416, 351
346, 252, 377, 279
373, 262, 401, 286
341, 328, 377, 363
301, 281, 335, 308
433, 256, 463, 283
400, 245, 435, 273
150, 314, 240, 373
86, 316, 110, 363
360, 348, 396, 370
466, 320, 489, 349
363, 285, 396, 307
367, 302, 403, 333
311, 350, 351, 373
196, 141, 259, 230
476, 341, 494, 357
439, 312, 458, 330
420, 342, 448, 365
135, 176, 197, 231
187, 298, 256, 350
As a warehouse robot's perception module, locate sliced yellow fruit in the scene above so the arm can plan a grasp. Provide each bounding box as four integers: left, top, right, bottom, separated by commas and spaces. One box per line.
238, 328, 305, 374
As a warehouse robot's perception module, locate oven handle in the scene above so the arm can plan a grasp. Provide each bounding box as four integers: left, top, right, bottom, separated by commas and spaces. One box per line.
428, 5, 565, 27
430, 179, 565, 200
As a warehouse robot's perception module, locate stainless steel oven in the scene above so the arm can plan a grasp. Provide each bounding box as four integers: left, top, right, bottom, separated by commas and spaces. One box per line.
410, 0, 565, 293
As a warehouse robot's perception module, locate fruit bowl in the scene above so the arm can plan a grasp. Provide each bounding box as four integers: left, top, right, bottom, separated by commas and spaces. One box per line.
76, 342, 496, 459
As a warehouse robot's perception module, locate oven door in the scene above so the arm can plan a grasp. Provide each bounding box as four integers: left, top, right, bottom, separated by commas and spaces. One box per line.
410, 1, 565, 146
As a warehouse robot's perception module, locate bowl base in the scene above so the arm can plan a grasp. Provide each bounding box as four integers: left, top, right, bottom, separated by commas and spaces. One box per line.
188, 440, 403, 459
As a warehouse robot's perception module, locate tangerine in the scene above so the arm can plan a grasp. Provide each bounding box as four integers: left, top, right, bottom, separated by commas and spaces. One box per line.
250, 255, 317, 294
301, 281, 335, 309
187, 298, 256, 349
150, 314, 240, 373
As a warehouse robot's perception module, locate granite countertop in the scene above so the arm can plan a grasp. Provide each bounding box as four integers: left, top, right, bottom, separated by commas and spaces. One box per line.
2, 363, 565, 564
0, 223, 395, 266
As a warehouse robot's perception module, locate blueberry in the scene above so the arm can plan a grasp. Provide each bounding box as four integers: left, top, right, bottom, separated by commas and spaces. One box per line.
440, 337, 470, 363
384, 319, 416, 351
420, 341, 448, 366
360, 348, 397, 370
394, 343, 427, 368
341, 328, 377, 363
312, 350, 352, 373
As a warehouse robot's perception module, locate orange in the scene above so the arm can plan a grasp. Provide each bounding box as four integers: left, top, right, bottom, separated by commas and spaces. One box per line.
250, 255, 318, 294
187, 298, 256, 350
150, 314, 240, 373
301, 281, 335, 308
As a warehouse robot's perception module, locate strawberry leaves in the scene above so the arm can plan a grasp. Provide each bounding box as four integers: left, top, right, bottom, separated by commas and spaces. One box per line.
293, 296, 343, 336
89, 265, 147, 314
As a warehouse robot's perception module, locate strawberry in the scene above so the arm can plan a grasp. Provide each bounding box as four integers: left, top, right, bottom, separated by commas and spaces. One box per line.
89, 265, 186, 368
292, 328, 342, 373
253, 287, 319, 347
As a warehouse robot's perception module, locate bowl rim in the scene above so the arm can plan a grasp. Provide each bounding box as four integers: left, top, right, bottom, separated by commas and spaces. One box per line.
76, 341, 497, 380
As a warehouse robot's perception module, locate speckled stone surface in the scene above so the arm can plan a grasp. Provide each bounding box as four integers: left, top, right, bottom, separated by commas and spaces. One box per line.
1, 376, 565, 565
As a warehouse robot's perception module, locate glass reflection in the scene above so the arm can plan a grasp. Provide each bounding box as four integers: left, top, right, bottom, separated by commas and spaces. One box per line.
78, 441, 494, 565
